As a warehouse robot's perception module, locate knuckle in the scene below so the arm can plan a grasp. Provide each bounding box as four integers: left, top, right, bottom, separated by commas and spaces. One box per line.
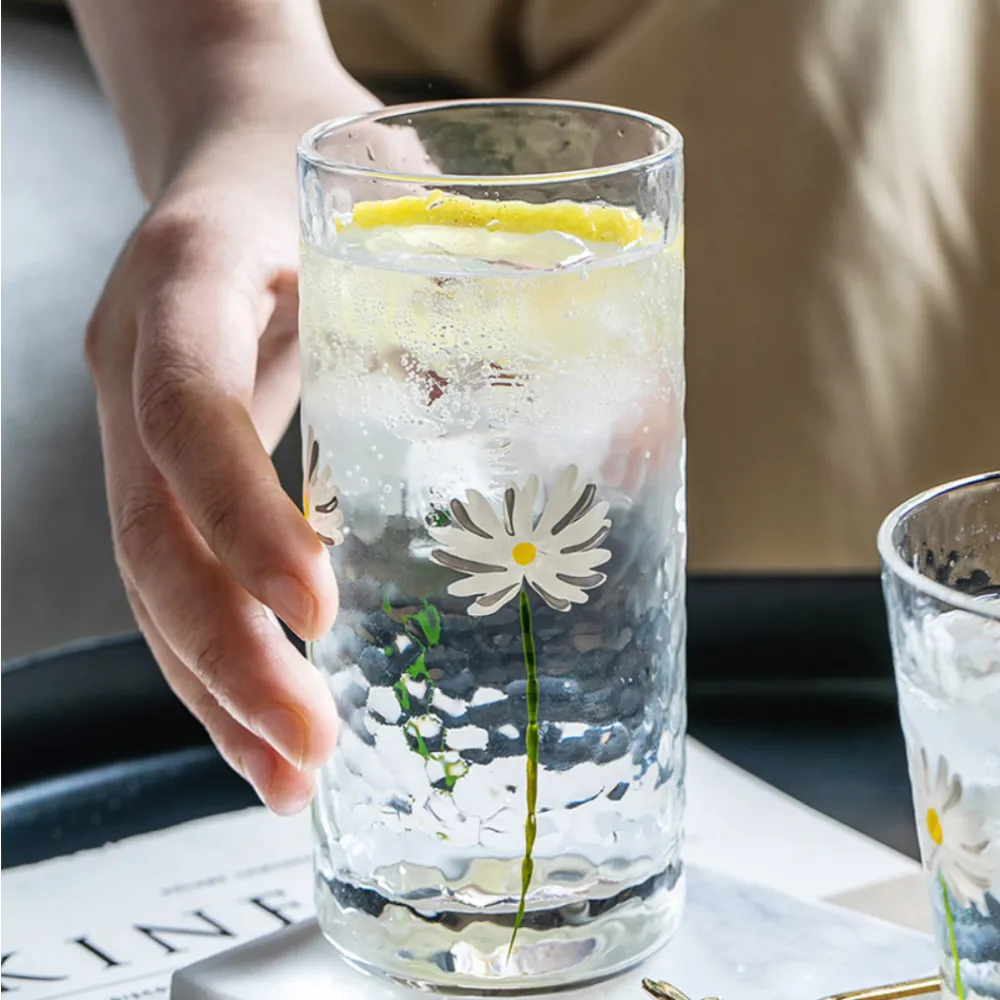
199, 486, 242, 562
191, 631, 231, 705
188, 681, 223, 730
83, 280, 134, 385
134, 359, 201, 461
113, 488, 171, 571
82, 202, 212, 384
128, 209, 202, 274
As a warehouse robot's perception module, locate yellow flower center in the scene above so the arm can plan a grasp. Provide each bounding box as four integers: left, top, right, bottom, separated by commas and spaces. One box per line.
927, 807, 944, 846
512, 542, 537, 566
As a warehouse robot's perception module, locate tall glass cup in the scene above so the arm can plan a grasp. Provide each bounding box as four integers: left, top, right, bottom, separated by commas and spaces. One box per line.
298, 100, 685, 991
879, 472, 1000, 1000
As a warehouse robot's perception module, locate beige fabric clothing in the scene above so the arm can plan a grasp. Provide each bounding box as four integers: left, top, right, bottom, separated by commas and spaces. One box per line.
322, 0, 1000, 571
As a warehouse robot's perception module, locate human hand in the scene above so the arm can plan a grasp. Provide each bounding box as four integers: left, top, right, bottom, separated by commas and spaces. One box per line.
85, 121, 346, 815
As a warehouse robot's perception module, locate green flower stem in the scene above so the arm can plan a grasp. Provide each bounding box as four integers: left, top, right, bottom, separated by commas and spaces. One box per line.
939, 870, 965, 1000
509, 588, 539, 958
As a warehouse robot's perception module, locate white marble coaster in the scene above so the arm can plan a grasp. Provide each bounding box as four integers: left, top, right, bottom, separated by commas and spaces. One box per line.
171, 866, 936, 1000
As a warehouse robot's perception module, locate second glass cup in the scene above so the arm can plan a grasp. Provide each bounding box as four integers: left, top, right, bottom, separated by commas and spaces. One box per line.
298, 99, 686, 990
879, 472, 1000, 1000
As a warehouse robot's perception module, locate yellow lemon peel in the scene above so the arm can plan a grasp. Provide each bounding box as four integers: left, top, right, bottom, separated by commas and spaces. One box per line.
345, 191, 648, 247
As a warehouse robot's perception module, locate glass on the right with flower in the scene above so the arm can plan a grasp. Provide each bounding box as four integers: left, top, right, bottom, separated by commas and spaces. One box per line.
879, 472, 1000, 1000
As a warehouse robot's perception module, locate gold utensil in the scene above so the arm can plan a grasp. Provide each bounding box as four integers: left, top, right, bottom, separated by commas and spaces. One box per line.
642, 974, 941, 1000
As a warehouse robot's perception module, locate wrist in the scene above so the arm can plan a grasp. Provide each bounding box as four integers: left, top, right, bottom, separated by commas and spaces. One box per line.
73, 0, 380, 201
151, 55, 378, 201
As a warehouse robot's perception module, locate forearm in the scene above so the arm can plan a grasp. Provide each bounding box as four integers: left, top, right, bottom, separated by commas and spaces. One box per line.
70, 0, 378, 199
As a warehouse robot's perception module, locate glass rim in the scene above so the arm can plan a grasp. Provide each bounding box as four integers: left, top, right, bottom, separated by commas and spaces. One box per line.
298, 98, 683, 187
877, 469, 1000, 621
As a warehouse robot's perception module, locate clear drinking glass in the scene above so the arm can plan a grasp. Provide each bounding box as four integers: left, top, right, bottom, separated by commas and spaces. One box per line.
298, 100, 686, 991
879, 472, 1000, 1000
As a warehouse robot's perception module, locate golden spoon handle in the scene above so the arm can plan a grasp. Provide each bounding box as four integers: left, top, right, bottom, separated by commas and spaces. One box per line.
642, 975, 941, 1000
642, 980, 721, 1000
821, 976, 941, 1000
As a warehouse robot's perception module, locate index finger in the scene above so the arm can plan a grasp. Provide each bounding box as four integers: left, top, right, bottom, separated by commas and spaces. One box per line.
132, 234, 335, 638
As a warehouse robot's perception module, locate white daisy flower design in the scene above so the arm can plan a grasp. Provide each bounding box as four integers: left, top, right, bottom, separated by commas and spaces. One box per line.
303, 426, 344, 547
428, 465, 611, 617
915, 747, 993, 912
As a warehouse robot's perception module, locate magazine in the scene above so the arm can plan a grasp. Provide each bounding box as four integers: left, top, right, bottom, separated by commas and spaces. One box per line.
2, 741, 920, 999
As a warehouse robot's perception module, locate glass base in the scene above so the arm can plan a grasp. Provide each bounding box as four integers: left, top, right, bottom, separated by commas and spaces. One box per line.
316, 867, 683, 993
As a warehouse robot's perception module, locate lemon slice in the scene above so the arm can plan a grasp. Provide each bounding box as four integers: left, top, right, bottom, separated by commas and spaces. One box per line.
307, 191, 683, 370
347, 191, 646, 247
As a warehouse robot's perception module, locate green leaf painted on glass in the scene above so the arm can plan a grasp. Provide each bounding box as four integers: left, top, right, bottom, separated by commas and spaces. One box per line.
411, 602, 442, 646
383, 597, 469, 792
405, 719, 433, 761
393, 678, 411, 711
407, 652, 431, 681
398, 600, 442, 649
442, 757, 469, 789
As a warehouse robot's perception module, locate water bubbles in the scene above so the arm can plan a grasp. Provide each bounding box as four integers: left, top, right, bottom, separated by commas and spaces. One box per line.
300, 226, 682, 509
300, 208, 687, 949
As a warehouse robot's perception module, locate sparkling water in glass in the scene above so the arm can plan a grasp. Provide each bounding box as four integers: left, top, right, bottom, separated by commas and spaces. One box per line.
879, 472, 1000, 1000
298, 100, 686, 991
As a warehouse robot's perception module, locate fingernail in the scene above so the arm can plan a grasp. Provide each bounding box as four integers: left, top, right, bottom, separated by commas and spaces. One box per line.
263, 573, 317, 637
273, 778, 316, 817
256, 706, 308, 770
240, 746, 275, 803
262, 605, 283, 632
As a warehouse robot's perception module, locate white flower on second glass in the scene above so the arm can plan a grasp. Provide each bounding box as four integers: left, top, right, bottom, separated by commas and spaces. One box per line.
916, 748, 993, 911
304, 426, 344, 547
429, 464, 611, 617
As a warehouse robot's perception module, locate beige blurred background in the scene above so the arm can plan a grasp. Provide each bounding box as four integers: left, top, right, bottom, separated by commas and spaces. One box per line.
3, 1, 999, 659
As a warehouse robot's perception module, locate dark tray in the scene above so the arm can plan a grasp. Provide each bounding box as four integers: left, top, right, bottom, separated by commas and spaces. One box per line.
1, 575, 917, 869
